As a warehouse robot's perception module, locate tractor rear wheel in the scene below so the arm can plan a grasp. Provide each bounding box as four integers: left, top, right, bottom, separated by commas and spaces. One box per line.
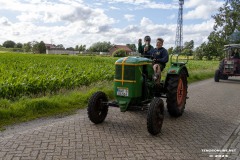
87, 91, 109, 124
147, 98, 164, 135
214, 69, 220, 82
166, 70, 188, 117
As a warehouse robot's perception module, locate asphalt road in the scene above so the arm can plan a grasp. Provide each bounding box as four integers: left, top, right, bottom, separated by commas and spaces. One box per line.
0, 77, 239, 160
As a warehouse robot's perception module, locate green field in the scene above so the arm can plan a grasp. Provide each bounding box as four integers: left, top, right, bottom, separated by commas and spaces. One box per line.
0, 52, 219, 129
0, 53, 115, 99
0, 53, 219, 100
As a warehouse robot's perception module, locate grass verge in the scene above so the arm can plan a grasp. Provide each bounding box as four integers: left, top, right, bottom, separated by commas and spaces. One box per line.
0, 81, 114, 130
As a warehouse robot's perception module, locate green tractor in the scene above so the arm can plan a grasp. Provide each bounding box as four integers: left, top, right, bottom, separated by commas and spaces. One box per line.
87, 55, 189, 135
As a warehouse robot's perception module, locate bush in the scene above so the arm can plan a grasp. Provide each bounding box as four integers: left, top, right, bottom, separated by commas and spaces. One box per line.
112, 49, 126, 57
0, 47, 24, 52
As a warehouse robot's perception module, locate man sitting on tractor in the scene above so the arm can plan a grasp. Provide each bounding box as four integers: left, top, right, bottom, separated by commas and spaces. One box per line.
138, 35, 154, 57
149, 38, 169, 83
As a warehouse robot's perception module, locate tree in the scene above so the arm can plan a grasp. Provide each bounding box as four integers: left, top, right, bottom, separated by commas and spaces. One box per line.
194, 43, 206, 60
31, 41, 46, 54
229, 30, 240, 43
88, 41, 113, 52
38, 41, 46, 54
182, 49, 193, 56
79, 44, 86, 52
182, 40, 194, 56
32, 41, 39, 53
75, 45, 79, 51
56, 44, 65, 49
194, 0, 239, 59
207, 31, 225, 58
212, 0, 240, 43
3, 40, 16, 48
183, 40, 194, 50
112, 49, 126, 57
173, 46, 182, 54
168, 47, 174, 55
66, 47, 74, 51
193, 42, 219, 60
126, 44, 136, 52
23, 42, 32, 52
15, 43, 23, 48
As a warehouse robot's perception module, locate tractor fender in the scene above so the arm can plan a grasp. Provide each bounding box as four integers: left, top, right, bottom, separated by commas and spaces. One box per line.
164, 65, 189, 92
166, 65, 189, 77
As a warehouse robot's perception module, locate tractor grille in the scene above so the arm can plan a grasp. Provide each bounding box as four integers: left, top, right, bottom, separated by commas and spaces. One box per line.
115, 65, 135, 80
224, 61, 234, 72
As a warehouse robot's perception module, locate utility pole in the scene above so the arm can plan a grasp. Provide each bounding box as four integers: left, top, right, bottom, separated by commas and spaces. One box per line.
175, 0, 184, 54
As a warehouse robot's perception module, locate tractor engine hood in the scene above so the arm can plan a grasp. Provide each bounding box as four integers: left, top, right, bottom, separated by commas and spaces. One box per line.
115, 56, 152, 65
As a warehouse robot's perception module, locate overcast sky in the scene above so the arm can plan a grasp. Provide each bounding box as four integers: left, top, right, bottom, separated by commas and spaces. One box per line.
0, 0, 224, 49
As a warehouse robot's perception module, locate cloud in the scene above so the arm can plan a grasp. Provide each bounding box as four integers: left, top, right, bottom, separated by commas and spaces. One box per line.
184, 0, 224, 20
97, 25, 111, 33
140, 17, 153, 26
94, 2, 103, 6
13, 32, 20, 36
0, 0, 222, 49
109, 6, 120, 10
183, 19, 215, 44
61, 7, 95, 23
0, 0, 115, 25
0, 15, 214, 48
168, 14, 176, 20
0, 17, 12, 26
124, 14, 135, 21
16, 12, 42, 22
98, 0, 178, 9
122, 25, 140, 33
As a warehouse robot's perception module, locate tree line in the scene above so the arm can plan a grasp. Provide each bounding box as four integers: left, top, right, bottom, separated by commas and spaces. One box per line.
1, 40, 47, 54
0, 40, 137, 54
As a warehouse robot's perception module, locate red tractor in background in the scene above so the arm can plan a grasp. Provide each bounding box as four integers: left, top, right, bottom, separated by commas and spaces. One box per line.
215, 44, 240, 82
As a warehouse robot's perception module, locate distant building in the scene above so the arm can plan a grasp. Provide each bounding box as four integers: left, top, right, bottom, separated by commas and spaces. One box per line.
46, 49, 79, 55
109, 45, 132, 55
45, 44, 55, 50
45, 44, 79, 55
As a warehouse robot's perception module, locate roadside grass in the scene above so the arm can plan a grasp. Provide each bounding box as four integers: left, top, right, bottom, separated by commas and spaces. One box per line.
0, 81, 114, 130
187, 60, 219, 83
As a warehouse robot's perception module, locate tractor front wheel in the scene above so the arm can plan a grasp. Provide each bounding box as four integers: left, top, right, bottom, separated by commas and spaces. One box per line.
87, 91, 109, 124
166, 70, 188, 117
214, 69, 220, 82
147, 98, 164, 135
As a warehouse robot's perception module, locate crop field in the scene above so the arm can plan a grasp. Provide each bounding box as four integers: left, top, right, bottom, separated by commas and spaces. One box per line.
0, 53, 219, 100
0, 53, 115, 99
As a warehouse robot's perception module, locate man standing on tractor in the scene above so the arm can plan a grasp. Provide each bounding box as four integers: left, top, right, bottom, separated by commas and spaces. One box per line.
150, 38, 169, 83
138, 35, 154, 56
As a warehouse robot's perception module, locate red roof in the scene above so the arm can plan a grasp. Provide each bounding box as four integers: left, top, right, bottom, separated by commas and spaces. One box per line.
109, 45, 132, 55
45, 44, 55, 49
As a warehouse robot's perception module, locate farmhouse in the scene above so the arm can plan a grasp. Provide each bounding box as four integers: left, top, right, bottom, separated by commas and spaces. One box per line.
109, 45, 132, 55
